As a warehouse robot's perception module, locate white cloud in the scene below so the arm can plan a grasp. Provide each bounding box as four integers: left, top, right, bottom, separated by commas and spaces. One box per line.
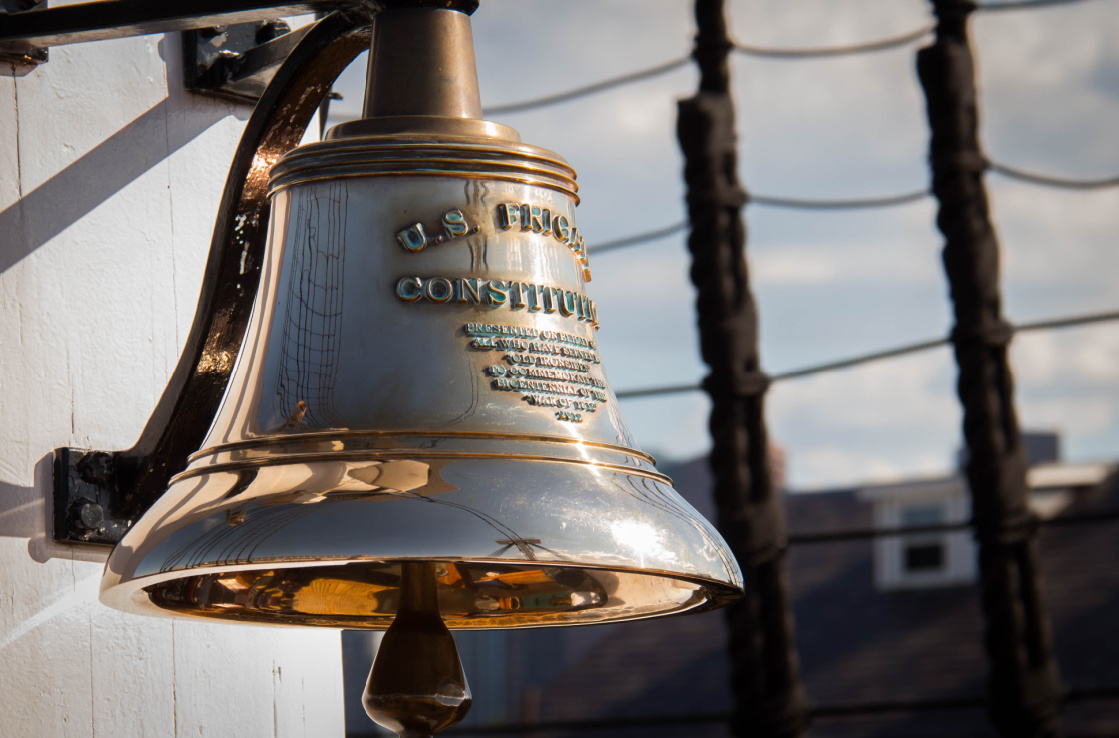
1019, 397, 1117, 438
751, 238, 939, 286
1012, 327, 1119, 388
994, 185, 1119, 305
1011, 327, 1119, 442
792, 446, 945, 490
764, 352, 962, 488
770, 352, 958, 431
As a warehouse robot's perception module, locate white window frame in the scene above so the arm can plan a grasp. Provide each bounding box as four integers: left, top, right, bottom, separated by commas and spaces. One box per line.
861, 478, 977, 591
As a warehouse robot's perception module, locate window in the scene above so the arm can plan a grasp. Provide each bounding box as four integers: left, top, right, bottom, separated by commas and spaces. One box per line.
901, 504, 945, 527
904, 542, 945, 572
900, 503, 948, 574
861, 478, 977, 590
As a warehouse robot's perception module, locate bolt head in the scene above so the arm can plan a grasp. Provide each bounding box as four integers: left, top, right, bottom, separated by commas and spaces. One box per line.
75, 501, 104, 531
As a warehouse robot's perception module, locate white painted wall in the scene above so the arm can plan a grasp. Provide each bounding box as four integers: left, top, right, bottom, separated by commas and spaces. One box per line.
0, 23, 345, 738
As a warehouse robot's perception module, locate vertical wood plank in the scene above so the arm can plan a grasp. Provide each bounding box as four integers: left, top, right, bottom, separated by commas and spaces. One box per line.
0, 23, 345, 738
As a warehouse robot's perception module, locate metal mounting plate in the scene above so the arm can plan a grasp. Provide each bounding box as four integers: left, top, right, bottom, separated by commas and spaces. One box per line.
0, 0, 48, 66
183, 21, 306, 104
53, 448, 133, 545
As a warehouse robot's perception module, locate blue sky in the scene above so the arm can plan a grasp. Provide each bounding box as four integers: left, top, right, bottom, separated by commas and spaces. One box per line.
329, 0, 1119, 489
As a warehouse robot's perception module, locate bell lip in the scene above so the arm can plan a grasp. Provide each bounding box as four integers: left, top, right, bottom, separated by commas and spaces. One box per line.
99, 556, 745, 629
187, 430, 660, 467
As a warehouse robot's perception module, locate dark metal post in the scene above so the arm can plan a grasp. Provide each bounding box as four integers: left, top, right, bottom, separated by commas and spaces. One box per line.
677, 2, 806, 736
917, 2, 1063, 736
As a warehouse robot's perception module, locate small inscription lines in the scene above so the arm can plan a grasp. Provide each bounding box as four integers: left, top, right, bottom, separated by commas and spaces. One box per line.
464, 322, 607, 424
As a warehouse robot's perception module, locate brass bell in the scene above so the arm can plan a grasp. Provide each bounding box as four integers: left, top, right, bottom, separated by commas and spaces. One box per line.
100, 2, 742, 734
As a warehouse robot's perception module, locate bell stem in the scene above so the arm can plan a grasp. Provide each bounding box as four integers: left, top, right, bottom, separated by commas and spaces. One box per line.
398, 561, 439, 615
362, 5, 483, 120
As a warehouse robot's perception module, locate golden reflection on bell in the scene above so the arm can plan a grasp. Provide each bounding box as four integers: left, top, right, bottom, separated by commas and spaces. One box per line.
100, 2, 743, 733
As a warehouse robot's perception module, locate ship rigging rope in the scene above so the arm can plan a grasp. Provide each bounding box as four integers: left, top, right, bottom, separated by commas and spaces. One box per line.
481, 0, 1098, 116
615, 309, 1119, 399
587, 160, 1119, 256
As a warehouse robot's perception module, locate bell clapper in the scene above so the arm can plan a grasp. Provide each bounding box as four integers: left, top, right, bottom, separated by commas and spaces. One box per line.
363, 562, 472, 738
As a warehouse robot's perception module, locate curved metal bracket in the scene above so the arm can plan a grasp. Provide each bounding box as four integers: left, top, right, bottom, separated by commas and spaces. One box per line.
54, 9, 376, 545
